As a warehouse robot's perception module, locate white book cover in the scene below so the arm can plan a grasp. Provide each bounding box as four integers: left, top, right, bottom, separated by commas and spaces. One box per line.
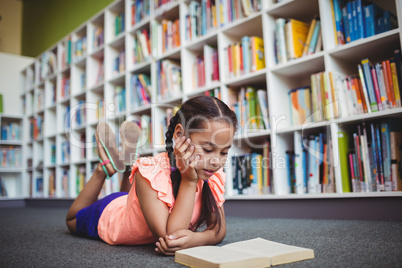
294, 131, 304, 194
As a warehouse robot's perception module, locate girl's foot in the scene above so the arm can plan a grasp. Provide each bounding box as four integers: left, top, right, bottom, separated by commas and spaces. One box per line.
119, 121, 141, 166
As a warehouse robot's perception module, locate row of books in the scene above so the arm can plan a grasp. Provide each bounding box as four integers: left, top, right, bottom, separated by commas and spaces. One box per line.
275, 17, 322, 64
231, 141, 272, 195
30, 116, 43, 140
45, 169, 70, 197
61, 140, 70, 164
131, 0, 150, 26
204, 88, 221, 99
1, 122, 21, 141
113, 49, 126, 76
0, 177, 7, 196
1, 146, 22, 168
93, 26, 104, 49
156, 59, 182, 100
151, 19, 180, 58
48, 171, 56, 197
61, 76, 71, 100
36, 89, 45, 111
131, 74, 151, 108
115, 12, 125, 36
74, 36, 87, 62
287, 131, 335, 194
229, 87, 270, 132
185, 0, 218, 42
224, 36, 265, 80
338, 119, 402, 193
133, 29, 151, 64
220, 0, 261, 26
114, 86, 127, 113
192, 44, 219, 89
332, 0, 398, 45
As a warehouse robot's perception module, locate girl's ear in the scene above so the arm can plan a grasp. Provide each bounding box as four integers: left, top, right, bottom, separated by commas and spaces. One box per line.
173, 123, 185, 140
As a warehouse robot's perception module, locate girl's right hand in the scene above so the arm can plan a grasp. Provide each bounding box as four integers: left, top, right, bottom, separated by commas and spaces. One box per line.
174, 136, 200, 183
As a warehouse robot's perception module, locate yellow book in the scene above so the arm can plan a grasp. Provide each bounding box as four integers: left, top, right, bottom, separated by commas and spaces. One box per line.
329, 72, 339, 118
390, 61, 401, 107
175, 238, 314, 268
251, 36, 265, 71
256, 154, 263, 194
285, 19, 310, 60
329, 0, 338, 46
302, 17, 317, 56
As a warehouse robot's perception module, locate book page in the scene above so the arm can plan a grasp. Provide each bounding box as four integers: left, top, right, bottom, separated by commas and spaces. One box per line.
222, 238, 314, 266
175, 246, 270, 268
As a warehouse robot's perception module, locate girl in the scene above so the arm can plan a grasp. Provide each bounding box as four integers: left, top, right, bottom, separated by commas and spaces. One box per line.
66, 96, 238, 255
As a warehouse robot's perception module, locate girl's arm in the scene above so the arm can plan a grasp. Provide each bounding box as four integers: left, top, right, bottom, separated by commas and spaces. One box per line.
155, 205, 227, 255
135, 168, 198, 240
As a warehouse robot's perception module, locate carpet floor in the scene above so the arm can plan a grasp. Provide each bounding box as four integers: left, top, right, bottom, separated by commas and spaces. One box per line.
0, 207, 401, 267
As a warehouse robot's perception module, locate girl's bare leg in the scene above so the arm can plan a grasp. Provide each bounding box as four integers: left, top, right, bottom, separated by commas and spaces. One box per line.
119, 167, 133, 192
65, 134, 117, 234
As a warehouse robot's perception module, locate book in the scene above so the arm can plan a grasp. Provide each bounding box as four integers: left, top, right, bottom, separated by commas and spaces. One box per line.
285, 19, 309, 60
175, 237, 314, 268
390, 131, 402, 191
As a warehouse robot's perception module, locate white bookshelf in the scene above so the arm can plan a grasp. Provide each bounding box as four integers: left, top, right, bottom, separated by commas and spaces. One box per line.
19, 0, 402, 199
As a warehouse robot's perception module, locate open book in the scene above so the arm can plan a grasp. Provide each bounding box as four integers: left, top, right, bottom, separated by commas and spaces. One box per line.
175, 238, 314, 268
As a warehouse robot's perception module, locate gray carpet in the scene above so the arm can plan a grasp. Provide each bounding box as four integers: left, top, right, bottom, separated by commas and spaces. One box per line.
0, 207, 402, 267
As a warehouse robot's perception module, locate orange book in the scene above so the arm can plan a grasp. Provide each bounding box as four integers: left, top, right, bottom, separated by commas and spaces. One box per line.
383, 60, 396, 108
390, 60, 401, 107
356, 77, 368, 113
175, 19, 180, 47
385, 60, 396, 107
162, 20, 168, 53
351, 76, 364, 114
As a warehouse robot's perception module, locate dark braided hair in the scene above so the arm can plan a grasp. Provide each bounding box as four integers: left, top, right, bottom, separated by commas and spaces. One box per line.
165, 96, 238, 232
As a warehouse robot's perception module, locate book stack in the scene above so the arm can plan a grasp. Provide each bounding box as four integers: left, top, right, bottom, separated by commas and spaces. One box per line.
74, 36, 87, 62
338, 119, 402, 193
156, 59, 182, 100
130, 74, 151, 109
287, 131, 335, 194
332, 0, 398, 45
93, 25, 104, 49
115, 12, 125, 36
275, 17, 322, 65
131, 0, 150, 26
231, 141, 272, 195
1, 122, 21, 141
151, 18, 180, 58
225, 36, 265, 79
185, 0, 218, 42
114, 86, 126, 113
220, 0, 261, 26
229, 87, 269, 133
113, 49, 126, 75
61, 140, 70, 164
133, 29, 151, 64
1, 146, 22, 168
61, 76, 70, 100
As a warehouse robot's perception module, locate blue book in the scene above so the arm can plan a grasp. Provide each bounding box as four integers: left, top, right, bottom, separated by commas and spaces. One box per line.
356, 0, 365, 38
308, 20, 321, 54
351, 1, 359, 40
251, 153, 259, 194
241, 36, 250, 74
380, 122, 392, 191
346, 2, 355, 41
342, 6, 351, 43
364, 5, 374, 37
333, 0, 345, 44
361, 59, 378, 112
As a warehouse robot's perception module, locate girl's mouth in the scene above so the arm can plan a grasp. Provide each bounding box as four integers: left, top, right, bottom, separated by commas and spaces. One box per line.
203, 169, 216, 177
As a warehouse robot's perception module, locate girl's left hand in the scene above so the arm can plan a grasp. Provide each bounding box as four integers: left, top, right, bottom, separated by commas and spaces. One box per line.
155, 229, 194, 256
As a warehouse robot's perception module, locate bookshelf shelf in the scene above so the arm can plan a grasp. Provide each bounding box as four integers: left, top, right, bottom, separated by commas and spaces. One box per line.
18, 0, 402, 200
0, 140, 23, 146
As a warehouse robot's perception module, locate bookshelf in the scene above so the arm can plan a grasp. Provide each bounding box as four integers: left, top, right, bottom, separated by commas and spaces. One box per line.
19, 0, 402, 200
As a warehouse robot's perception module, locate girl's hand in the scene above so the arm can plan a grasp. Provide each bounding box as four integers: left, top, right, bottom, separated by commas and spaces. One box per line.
155, 229, 194, 256
174, 136, 200, 183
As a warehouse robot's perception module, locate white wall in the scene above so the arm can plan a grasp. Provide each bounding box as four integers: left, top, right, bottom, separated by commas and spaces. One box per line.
0, 52, 33, 115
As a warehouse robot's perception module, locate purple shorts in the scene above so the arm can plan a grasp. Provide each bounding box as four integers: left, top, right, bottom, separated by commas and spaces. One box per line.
75, 192, 128, 239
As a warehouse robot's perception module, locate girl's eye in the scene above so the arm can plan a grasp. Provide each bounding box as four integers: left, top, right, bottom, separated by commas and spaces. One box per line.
203, 148, 213, 153
221, 152, 228, 156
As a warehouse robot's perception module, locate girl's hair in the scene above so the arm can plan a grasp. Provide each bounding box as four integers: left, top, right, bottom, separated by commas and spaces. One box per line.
165, 96, 238, 232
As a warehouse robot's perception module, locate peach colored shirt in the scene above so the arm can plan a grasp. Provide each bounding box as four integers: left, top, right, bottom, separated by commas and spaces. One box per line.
97, 152, 226, 245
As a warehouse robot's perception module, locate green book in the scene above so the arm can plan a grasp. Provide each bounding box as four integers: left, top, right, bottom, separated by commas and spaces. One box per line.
0, 94, 3, 113
338, 131, 351, 193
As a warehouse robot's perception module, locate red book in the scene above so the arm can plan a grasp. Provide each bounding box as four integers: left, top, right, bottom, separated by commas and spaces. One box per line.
382, 60, 394, 108
227, 45, 233, 78
370, 66, 383, 110
385, 60, 396, 107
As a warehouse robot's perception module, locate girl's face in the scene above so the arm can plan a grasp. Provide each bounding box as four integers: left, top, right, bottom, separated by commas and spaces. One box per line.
189, 121, 235, 181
